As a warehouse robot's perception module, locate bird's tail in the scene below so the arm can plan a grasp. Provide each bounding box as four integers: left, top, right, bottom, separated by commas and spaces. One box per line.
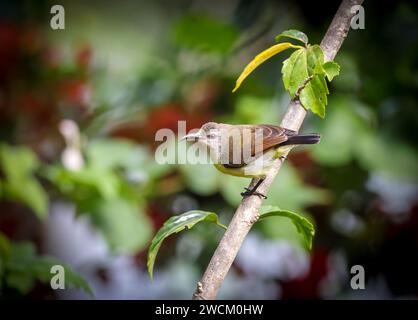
282, 133, 321, 146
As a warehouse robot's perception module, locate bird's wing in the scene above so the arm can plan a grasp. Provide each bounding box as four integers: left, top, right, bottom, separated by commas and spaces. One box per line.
222, 124, 296, 168
254, 124, 296, 152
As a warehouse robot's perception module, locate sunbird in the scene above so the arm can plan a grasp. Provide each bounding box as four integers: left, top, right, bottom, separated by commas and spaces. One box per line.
182, 122, 320, 198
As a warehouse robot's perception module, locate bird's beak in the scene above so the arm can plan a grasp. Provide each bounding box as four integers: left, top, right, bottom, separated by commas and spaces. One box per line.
180, 131, 202, 142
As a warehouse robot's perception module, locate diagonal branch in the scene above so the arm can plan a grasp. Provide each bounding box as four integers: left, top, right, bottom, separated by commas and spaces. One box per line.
192, 0, 364, 300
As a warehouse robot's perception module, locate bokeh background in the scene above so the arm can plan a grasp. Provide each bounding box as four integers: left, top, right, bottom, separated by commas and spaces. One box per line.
0, 0, 417, 299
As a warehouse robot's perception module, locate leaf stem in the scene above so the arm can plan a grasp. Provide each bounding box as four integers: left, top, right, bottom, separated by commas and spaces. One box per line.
294, 75, 314, 99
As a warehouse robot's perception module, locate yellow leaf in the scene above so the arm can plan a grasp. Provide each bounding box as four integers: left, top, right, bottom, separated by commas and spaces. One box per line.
232, 42, 302, 93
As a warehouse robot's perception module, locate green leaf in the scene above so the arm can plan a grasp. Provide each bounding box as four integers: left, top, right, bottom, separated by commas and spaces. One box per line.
233, 42, 302, 92
300, 46, 332, 118
147, 210, 226, 279
306, 45, 324, 74
282, 45, 334, 118
322, 61, 340, 81
299, 74, 328, 118
276, 29, 309, 45
282, 48, 307, 98
259, 206, 315, 250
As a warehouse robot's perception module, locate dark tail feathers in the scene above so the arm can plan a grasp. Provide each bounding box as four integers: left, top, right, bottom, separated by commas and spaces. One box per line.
282, 133, 321, 146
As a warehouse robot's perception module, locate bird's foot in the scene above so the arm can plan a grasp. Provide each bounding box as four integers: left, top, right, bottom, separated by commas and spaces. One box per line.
241, 188, 267, 199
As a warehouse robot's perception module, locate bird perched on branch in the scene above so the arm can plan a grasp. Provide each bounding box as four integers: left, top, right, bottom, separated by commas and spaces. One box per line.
182, 122, 320, 199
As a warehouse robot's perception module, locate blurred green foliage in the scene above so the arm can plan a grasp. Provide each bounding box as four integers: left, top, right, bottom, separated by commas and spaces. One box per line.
45, 138, 157, 253
0, 232, 92, 296
312, 95, 418, 181
174, 15, 239, 54
0, 144, 48, 219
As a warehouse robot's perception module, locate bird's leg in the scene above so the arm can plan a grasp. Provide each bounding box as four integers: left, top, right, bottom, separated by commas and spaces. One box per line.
241, 178, 267, 199
241, 155, 284, 199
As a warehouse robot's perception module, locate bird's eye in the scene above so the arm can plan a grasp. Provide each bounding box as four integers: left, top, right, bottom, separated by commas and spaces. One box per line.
207, 133, 216, 139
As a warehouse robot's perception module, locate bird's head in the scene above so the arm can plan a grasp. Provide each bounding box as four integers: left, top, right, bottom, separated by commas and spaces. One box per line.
181, 122, 222, 155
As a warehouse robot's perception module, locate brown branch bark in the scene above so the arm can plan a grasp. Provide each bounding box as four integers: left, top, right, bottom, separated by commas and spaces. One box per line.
192, 0, 364, 300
